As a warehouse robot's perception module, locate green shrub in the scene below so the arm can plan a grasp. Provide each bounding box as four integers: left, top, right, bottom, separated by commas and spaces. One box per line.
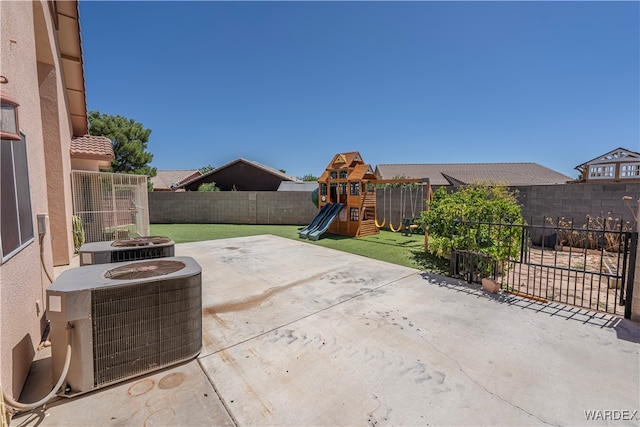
72, 215, 85, 253
420, 183, 525, 270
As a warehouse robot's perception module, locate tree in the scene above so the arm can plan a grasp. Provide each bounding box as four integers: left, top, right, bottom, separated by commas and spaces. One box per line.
298, 174, 319, 182
200, 164, 214, 174
88, 111, 157, 179
198, 182, 220, 192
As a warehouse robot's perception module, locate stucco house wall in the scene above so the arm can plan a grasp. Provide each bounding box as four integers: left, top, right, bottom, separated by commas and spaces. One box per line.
1, 0, 76, 400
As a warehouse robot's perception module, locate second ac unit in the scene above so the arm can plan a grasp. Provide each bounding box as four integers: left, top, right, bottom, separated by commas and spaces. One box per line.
79, 236, 175, 265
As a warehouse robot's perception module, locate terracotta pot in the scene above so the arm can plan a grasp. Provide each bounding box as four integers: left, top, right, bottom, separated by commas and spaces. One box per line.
481, 278, 501, 294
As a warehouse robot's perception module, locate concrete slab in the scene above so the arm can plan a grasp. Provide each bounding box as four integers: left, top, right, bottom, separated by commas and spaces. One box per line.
13, 360, 233, 427
10, 235, 640, 426
179, 235, 416, 355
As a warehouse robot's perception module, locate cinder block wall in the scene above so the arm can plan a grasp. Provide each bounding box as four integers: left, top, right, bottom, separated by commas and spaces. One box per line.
149, 191, 318, 225
513, 183, 640, 225
150, 183, 640, 228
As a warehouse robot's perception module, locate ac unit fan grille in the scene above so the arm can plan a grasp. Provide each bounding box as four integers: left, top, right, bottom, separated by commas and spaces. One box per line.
110, 246, 174, 263
91, 275, 202, 388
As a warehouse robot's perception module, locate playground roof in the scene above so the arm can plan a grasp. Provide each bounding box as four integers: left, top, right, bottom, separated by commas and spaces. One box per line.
375, 162, 573, 186
349, 164, 377, 181
326, 151, 364, 169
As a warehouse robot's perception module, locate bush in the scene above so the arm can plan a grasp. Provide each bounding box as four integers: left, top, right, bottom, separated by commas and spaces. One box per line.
198, 182, 220, 192
72, 215, 85, 253
420, 183, 525, 270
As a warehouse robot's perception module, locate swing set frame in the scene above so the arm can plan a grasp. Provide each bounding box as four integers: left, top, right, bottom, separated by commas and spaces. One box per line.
316, 152, 432, 240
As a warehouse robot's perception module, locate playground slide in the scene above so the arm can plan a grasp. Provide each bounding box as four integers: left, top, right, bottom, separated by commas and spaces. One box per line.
299, 203, 333, 238
308, 203, 344, 241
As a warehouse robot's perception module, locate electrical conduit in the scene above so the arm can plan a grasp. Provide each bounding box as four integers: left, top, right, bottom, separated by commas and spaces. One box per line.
2, 325, 72, 412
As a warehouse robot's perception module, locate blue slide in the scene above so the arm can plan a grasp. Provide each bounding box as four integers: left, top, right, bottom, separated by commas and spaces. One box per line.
299, 203, 343, 240
299, 203, 332, 238
307, 203, 344, 241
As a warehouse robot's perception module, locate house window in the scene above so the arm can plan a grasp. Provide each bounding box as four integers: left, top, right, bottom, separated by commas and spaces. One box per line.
350, 208, 359, 221
339, 169, 348, 179
350, 182, 360, 195
620, 164, 640, 178
329, 170, 338, 180
1, 133, 35, 262
588, 164, 615, 179
339, 183, 347, 195
320, 183, 327, 196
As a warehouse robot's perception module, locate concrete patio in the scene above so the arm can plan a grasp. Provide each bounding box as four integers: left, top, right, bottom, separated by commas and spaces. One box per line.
12, 235, 640, 426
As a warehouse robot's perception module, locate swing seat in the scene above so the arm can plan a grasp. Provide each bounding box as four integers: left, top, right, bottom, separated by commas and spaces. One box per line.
401, 218, 420, 236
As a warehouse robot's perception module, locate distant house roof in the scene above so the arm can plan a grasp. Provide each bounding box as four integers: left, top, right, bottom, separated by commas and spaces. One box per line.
180, 158, 300, 191
575, 147, 640, 173
70, 135, 114, 160
277, 182, 318, 191
375, 163, 572, 186
151, 170, 202, 191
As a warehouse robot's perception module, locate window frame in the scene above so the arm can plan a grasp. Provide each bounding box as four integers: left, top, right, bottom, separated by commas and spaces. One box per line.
588, 164, 615, 179
1, 131, 35, 263
350, 207, 359, 221
620, 163, 640, 178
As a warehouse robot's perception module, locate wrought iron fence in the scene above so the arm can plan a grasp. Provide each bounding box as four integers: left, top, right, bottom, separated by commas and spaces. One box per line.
71, 171, 150, 243
449, 216, 637, 318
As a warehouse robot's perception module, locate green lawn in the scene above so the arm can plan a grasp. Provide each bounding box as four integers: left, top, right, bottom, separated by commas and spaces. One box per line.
150, 224, 448, 273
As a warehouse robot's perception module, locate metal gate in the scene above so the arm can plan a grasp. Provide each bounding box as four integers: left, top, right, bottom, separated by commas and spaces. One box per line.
450, 217, 637, 318
72, 171, 150, 243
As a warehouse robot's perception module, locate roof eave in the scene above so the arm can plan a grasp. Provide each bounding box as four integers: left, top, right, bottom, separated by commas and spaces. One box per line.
56, 1, 88, 136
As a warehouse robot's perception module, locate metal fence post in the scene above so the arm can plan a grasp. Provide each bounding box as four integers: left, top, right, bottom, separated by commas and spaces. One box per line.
625, 232, 637, 319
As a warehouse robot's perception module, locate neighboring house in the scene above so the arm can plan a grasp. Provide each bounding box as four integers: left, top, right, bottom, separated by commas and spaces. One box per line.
375, 163, 573, 187
151, 169, 202, 191
1, 0, 113, 402
575, 147, 640, 183
180, 158, 300, 191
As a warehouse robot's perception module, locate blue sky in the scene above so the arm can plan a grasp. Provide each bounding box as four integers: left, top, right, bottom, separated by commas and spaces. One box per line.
79, 1, 639, 180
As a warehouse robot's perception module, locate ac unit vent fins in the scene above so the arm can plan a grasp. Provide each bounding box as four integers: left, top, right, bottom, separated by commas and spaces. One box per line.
91, 275, 202, 388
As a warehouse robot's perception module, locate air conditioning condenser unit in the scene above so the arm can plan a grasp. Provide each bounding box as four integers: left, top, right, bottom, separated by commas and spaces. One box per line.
79, 236, 175, 266
46, 256, 202, 396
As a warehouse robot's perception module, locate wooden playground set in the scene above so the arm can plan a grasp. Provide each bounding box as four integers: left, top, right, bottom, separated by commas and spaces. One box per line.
299, 152, 432, 241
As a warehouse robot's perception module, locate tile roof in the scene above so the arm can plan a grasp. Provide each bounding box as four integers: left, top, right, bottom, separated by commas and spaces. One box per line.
70, 135, 114, 160
375, 163, 573, 186
151, 170, 202, 191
